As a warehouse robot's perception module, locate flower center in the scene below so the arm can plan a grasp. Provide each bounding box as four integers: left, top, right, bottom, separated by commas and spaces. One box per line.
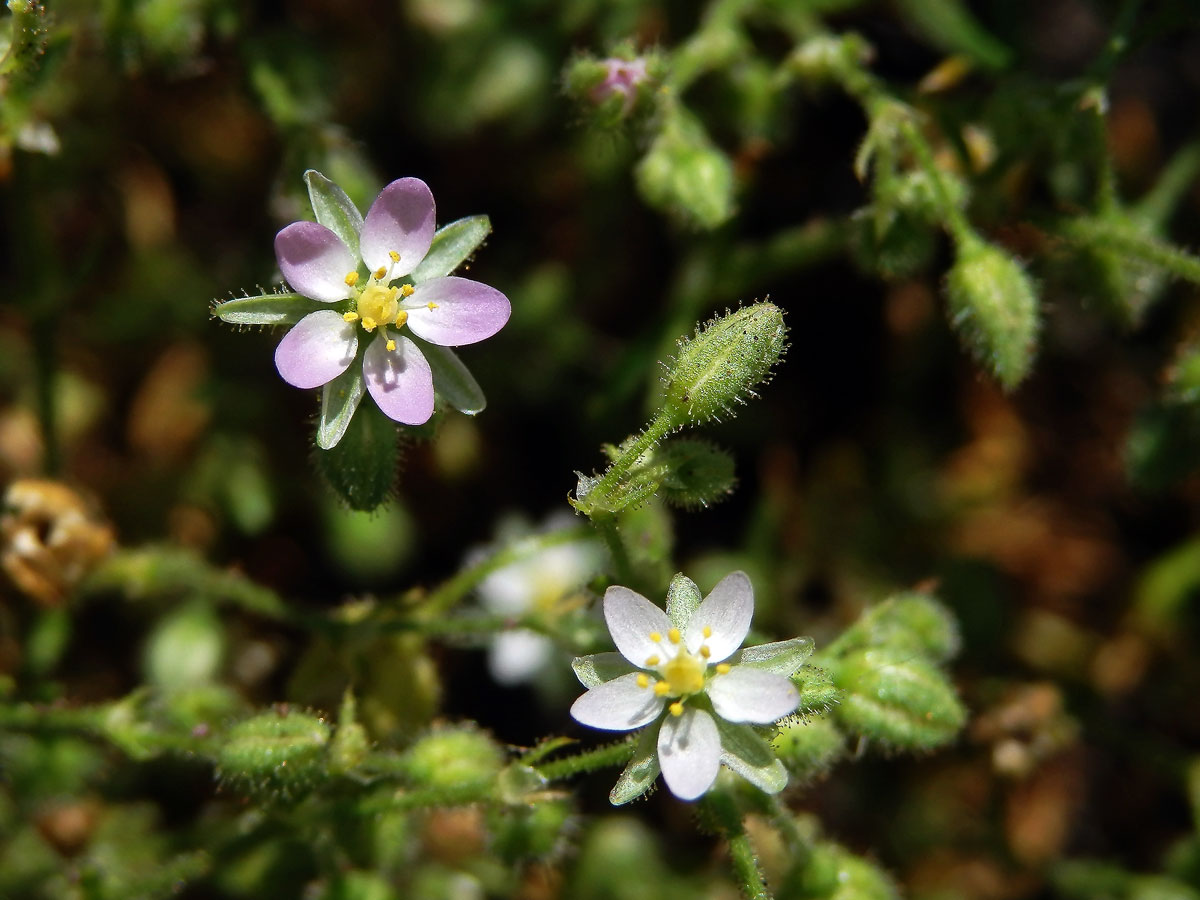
358, 283, 400, 330
661, 652, 705, 695
341, 252, 416, 351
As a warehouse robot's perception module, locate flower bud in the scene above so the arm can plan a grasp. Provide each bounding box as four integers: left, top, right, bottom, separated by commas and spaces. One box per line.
635, 104, 735, 230
945, 239, 1039, 390
774, 715, 845, 782
833, 592, 960, 664
217, 708, 331, 802
404, 726, 504, 790
565, 52, 656, 125
788, 841, 899, 900
661, 302, 787, 426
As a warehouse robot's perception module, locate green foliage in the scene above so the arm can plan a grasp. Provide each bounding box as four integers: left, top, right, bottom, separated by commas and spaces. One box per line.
403, 725, 506, 790
314, 399, 404, 511
636, 100, 736, 230
217, 708, 332, 803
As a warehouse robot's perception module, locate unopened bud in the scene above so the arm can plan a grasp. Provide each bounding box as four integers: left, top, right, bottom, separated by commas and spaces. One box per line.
217, 708, 331, 802
661, 303, 787, 426
405, 725, 504, 790
945, 239, 1039, 390
635, 104, 735, 230
566, 53, 655, 124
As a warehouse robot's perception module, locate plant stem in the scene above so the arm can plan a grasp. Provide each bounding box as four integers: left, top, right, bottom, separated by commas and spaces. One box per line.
702, 790, 774, 900
534, 737, 636, 781
592, 513, 635, 586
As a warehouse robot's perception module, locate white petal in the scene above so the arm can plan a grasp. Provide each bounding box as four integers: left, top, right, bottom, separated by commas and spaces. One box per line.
570, 673, 664, 731
685, 571, 754, 662
657, 707, 721, 801
603, 585, 673, 667
707, 667, 799, 724
487, 630, 554, 686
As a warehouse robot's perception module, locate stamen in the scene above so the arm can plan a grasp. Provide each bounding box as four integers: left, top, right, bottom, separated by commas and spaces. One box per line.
386, 339, 396, 351
342, 312, 360, 323
636, 673, 650, 689
400, 283, 415, 297
716, 663, 731, 674
644, 655, 660, 667
700, 646, 711, 659
361, 316, 377, 332
388, 250, 400, 263
669, 702, 684, 717
373, 266, 387, 281
426, 301, 438, 310
702, 625, 712, 638
667, 628, 681, 644
653, 682, 670, 696
394, 309, 409, 328
344, 272, 359, 287
649, 632, 662, 643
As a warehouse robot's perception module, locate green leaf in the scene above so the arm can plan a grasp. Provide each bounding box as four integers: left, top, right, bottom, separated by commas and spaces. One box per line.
609, 723, 661, 806
304, 169, 363, 260
412, 214, 492, 283
313, 399, 402, 512
317, 363, 366, 451
212, 291, 325, 326
715, 718, 788, 794
413, 339, 486, 415
572, 652, 634, 689
736, 637, 815, 676
665, 573, 702, 631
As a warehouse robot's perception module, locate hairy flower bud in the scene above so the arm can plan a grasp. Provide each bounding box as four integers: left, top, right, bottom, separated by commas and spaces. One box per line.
945, 239, 1039, 390
635, 104, 735, 230
405, 726, 504, 790
217, 709, 331, 802
661, 302, 787, 427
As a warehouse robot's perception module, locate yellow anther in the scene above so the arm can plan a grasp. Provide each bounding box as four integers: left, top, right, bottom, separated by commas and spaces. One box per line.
716, 663, 731, 674
394, 309, 409, 328
400, 283, 415, 297
649, 632, 662, 643
344, 272, 359, 287
667, 628, 681, 644
361, 316, 377, 332
653, 682, 670, 696
342, 311, 360, 323
636, 673, 649, 689
373, 266, 387, 280
700, 646, 711, 659
702, 625, 713, 638
426, 301, 439, 310
388, 250, 400, 263
644, 655, 660, 667
669, 702, 684, 717
386, 339, 396, 351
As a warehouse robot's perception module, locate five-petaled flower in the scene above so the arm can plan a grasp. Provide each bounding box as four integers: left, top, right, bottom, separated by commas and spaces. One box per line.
571, 571, 811, 803
273, 177, 510, 425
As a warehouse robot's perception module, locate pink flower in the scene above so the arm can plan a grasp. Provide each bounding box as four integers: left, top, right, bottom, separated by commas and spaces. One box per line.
272, 178, 510, 425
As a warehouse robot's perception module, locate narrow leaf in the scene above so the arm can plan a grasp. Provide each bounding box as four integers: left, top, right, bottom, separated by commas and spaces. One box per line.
317, 363, 366, 451
609, 723, 661, 806
213, 292, 324, 326
413, 339, 486, 415
412, 214, 492, 283
304, 169, 364, 260
715, 718, 788, 794
665, 573, 702, 631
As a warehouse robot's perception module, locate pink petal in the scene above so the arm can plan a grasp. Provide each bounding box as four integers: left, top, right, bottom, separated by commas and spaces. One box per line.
363, 334, 435, 425
274, 310, 358, 389
404, 276, 511, 346
275, 222, 356, 302
360, 178, 436, 276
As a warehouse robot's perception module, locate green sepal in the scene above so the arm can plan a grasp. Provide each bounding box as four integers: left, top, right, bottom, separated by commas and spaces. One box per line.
609, 721, 661, 806
775, 715, 846, 781
791, 665, 841, 716
735, 637, 815, 676
304, 169, 363, 261
314, 399, 402, 512
656, 438, 736, 509
665, 572, 702, 630
317, 361, 367, 451
412, 214, 492, 283
216, 708, 332, 803
412, 337, 486, 414
714, 717, 788, 795
572, 652, 634, 689
212, 291, 326, 326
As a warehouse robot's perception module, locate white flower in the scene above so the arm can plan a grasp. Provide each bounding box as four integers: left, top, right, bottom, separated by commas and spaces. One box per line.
475, 516, 603, 686
570, 571, 813, 803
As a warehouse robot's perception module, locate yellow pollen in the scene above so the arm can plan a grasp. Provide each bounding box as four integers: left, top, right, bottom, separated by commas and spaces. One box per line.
361, 316, 377, 332
667, 628, 681, 644
394, 309, 409, 328
388, 250, 400, 263
344, 272, 359, 286
426, 301, 438, 310
653, 682, 670, 696
700, 646, 711, 658
636, 673, 649, 689
663, 653, 705, 695
373, 266, 388, 280
702, 625, 712, 638
400, 283, 415, 297
649, 632, 662, 643
644, 655, 660, 667
716, 663, 731, 674
342, 311, 359, 322
386, 339, 396, 351
669, 702, 684, 717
